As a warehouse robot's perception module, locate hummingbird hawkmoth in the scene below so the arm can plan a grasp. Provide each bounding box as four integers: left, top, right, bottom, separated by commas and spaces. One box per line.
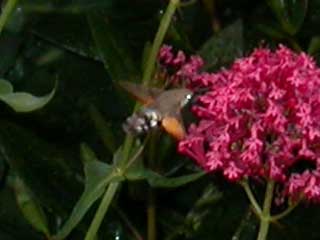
120, 81, 193, 140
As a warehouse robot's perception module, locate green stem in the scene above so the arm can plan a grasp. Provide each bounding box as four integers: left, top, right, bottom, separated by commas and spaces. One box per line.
84, 1, 180, 239
141, 0, 180, 86
146, 135, 158, 240
128, 1, 182, 234
148, 132, 158, 167
179, 0, 197, 7
147, 189, 157, 240
117, 134, 134, 169
141, 0, 183, 226
84, 182, 120, 240
257, 217, 270, 240
0, 0, 19, 34
256, 180, 275, 240
271, 198, 300, 222
241, 180, 262, 216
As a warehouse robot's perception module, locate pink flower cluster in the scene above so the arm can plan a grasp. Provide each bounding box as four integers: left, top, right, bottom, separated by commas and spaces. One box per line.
158, 45, 204, 86
159, 45, 320, 202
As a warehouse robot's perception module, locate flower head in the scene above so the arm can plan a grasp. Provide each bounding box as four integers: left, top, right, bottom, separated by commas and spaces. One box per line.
160, 45, 320, 202
158, 45, 204, 86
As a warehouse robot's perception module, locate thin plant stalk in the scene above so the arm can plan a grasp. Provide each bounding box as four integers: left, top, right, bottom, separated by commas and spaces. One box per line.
256, 180, 274, 240
242, 179, 302, 240
271, 199, 300, 222
241, 179, 277, 240
84, 182, 120, 240
146, 133, 160, 240
241, 180, 262, 216
84, 1, 181, 239
0, 0, 19, 34
147, 189, 157, 240
142, 0, 181, 86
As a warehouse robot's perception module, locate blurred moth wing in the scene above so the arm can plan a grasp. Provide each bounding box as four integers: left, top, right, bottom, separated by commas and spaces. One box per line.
119, 81, 162, 106
120, 81, 192, 140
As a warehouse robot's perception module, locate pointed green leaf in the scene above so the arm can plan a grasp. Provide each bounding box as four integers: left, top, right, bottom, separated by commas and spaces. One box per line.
186, 184, 222, 231
55, 145, 124, 240
231, 209, 257, 240
0, 0, 19, 34
198, 20, 243, 71
267, 0, 308, 35
0, 183, 44, 240
308, 36, 320, 55
0, 79, 13, 94
125, 143, 204, 188
11, 176, 50, 237
0, 121, 83, 215
0, 92, 53, 112
31, 14, 99, 61
254, 23, 287, 39
80, 143, 99, 164
87, 13, 138, 82
20, 0, 115, 13
145, 171, 205, 188
126, 162, 205, 188
0, 81, 56, 112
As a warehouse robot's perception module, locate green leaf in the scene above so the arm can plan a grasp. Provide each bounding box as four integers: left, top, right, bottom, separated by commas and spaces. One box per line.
20, 0, 115, 13
5, 5, 26, 33
308, 36, 320, 55
0, 93, 54, 112
55, 144, 123, 240
124, 140, 204, 188
198, 20, 243, 71
11, 176, 50, 237
0, 0, 19, 34
166, 18, 193, 51
185, 184, 222, 231
0, 183, 43, 240
254, 23, 287, 40
0, 121, 82, 215
231, 209, 257, 240
126, 161, 205, 188
267, 0, 308, 35
87, 12, 138, 82
31, 14, 100, 61
0, 79, 13, 94
0, 80, 56, 112
146, 171, 205, 188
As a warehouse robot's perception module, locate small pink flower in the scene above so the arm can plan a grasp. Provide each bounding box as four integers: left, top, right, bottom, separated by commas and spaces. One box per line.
158, 45, 204, 86
172, 51, 186, 66
160, 44, 320, 202
158, 45, 174, 65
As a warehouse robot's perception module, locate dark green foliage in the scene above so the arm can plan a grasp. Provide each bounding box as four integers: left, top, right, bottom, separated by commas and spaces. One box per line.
0, 0, 319, 239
